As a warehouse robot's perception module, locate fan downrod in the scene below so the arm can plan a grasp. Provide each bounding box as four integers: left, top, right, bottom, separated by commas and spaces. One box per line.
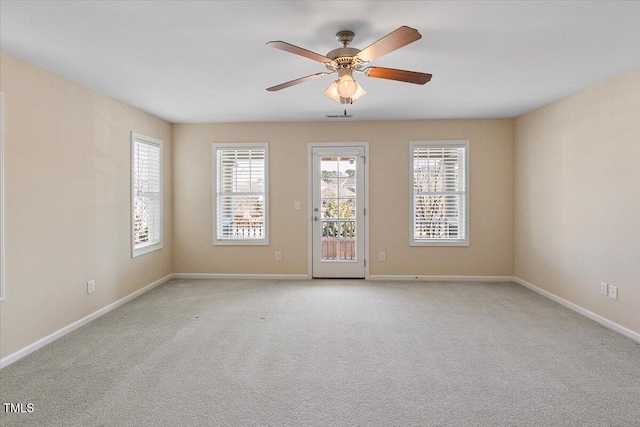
336, 30, 355, 47
327, 31, 360, 64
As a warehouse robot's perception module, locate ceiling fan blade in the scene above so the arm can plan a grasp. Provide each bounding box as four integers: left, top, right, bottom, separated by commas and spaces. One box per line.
364, 67, 432, 85
266, 41, 333, 63
355, 26, 422, 63
266, 72, 334, 91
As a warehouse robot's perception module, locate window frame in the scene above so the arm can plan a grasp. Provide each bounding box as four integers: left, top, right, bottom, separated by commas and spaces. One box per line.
409, 140, 470, 247
212, 142, 269, 246
131, 132, 164, 257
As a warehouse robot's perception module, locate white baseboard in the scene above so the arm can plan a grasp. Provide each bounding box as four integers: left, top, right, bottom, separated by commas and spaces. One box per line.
172, 273, 310, 280
513, 276, 640, 343
0, 274, 173, 369
368, 275, 515, 282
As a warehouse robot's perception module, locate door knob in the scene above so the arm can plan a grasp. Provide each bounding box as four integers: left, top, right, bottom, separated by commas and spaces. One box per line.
314, 216, 319, 221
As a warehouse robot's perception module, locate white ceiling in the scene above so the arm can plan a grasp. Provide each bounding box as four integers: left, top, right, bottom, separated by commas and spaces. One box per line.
1, 1, 639, 124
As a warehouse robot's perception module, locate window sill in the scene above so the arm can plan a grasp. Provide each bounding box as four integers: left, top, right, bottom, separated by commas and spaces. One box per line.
410, 240, 469, 247
214, 239, 269, 246
132, 242, 163, 257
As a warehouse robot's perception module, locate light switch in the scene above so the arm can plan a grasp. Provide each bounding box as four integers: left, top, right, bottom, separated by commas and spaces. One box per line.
294, 201, 301, 210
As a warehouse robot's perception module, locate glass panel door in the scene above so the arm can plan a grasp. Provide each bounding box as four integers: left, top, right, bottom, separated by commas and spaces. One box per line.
312, 146, 365, 278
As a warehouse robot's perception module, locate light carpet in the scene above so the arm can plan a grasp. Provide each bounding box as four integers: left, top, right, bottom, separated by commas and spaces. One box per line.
1, 279, 639, 426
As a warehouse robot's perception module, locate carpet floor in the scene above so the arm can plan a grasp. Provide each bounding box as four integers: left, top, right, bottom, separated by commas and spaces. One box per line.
1, 279, 639, 426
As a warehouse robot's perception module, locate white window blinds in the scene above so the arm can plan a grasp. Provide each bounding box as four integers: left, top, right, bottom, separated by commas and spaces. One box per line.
411, 141, 469, 246
214, 144, 268, 244
132, 133, 163, 256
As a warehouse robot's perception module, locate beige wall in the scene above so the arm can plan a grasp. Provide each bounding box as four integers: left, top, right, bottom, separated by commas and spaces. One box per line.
172, 120, 514, 277
2, 47, 635, 363
515, 69, 640, 335
0, 52, 173, 358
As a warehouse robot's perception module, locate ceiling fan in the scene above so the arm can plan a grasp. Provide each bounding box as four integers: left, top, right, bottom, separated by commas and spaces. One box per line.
266, 26, 432, 104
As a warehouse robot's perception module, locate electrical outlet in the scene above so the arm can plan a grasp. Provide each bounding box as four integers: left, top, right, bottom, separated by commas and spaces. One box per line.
608, 285, 618, 300
87, 280, 95, 294
275, 251, 281, 261
600, 282, 608, 295
294, 201, 301, 210
379, 252, 386, 261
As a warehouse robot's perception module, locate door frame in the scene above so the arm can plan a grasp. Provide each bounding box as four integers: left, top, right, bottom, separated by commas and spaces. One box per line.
307, 142, 369, 279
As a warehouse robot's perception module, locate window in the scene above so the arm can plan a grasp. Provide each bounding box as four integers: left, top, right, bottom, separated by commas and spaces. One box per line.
213, 143, 268, 245
410, 140, 469, 246
131, 132, 163, 257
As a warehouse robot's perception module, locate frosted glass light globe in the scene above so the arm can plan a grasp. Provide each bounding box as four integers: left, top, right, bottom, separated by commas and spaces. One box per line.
337, 74, 358, 98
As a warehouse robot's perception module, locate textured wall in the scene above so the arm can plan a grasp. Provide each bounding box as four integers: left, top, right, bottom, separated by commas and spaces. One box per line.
515, 69, 640, 335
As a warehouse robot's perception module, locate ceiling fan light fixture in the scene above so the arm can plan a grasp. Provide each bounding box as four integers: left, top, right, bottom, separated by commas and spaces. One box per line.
323, 81, 341, 102
324, 78, 366, 104
336, 73, 358, 98
350, 83, 367, 102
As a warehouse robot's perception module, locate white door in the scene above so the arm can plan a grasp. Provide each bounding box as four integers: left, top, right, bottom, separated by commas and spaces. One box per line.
311, 146, 366, 278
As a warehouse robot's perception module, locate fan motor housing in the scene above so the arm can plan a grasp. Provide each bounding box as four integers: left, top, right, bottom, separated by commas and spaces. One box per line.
326, 47, 363, 72
326, 47, 360, 61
